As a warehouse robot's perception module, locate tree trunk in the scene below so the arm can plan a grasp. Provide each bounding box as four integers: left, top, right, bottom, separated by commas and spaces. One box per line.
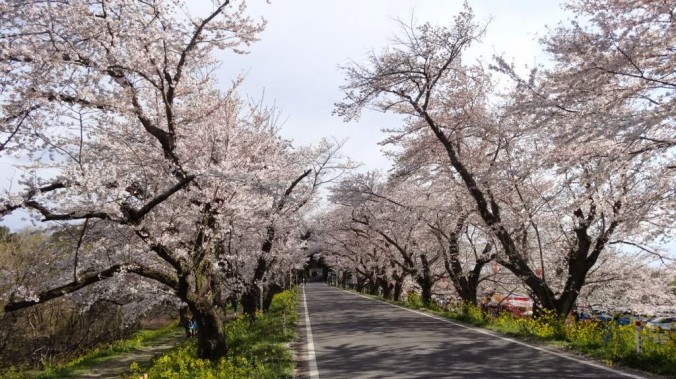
437, 226, 490, 307
241, 288, 258, 320
418, 276, 433, 307
177, 264, 229, 360
189, 302, 227, 360
378, 278, 393, 299
454, 262, 486, 306
263, 283, 282, 312
368, 281, 378, 295
356, 275, 365, 292
417, 255, 434, 306
457, 282, 478, 306
393, 277, 404, 302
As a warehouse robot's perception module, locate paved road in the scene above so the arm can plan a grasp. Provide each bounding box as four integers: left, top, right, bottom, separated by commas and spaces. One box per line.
302, 283, 646, 379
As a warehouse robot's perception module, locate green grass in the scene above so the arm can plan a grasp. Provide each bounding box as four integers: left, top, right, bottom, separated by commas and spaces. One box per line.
130, 289, 299, 379
1, 321, 181, 379
4, 291, 299, 379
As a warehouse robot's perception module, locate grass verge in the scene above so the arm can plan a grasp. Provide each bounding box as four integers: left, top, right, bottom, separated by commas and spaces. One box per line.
1, 321, 181, 379
129, 288, 299, 379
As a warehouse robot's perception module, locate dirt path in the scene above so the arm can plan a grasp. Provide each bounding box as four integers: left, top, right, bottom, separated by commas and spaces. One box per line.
67, 329, 185, 379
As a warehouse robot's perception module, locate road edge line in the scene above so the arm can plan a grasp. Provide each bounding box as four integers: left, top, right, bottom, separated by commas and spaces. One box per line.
338, 286, 645, 379
303, 285, 320, 379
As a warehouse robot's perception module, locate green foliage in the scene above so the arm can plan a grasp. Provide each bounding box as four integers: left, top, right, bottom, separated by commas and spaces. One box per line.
566, 320, 606, 350
129, 343, 264, 379
0, 366, 26, 379
447, 303, 487, 326
488, 309, 566, 340
133, 289, 298, 379
567, 322, 676, 375
405, 291, 423, 309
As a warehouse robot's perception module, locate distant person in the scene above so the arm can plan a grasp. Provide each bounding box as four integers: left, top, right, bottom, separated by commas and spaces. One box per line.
229, 295, 238, 315
188, 319, 198, 337
182, 317, 191, 338
179, 306, 191, 337
181, 317, 189, 337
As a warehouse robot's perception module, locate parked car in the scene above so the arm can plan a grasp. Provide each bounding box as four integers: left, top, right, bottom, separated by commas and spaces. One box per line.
646, 317, 675, 332
615, 315, 632, 326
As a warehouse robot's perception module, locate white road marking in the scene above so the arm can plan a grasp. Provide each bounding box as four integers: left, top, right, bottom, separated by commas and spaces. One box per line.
303, 286, 320, 379
342, 288, 645, 379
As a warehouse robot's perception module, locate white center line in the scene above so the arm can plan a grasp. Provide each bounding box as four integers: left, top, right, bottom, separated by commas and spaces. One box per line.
303, 285, 320, 379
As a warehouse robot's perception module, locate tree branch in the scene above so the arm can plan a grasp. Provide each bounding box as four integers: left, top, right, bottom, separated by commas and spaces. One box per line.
4, 264, 178, 312
122, 174, 196, 224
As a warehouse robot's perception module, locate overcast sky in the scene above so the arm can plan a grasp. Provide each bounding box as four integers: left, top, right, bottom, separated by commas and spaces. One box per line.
1, 0, 571, 231
204, 0, 569, 171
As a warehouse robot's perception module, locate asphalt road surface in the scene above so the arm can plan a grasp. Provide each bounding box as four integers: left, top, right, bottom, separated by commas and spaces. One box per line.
302, 283, 647, 379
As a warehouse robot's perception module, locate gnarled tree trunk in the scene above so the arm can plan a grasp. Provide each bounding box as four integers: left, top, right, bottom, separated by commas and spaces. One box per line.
416, 254, 435, 307
178, 263, 228, 360
263, 283, 283, 312
189, 300, 227, 360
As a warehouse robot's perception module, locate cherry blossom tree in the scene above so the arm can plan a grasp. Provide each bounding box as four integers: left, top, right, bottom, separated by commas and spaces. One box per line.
232, 138, 353, 318
0, 0, 280, 360
336, 2, 675, 317
425, 202, 496, 305
576, 250, 676, 315
325, 169, 498, 305
496, 0, 676, 311
506, 0, 675, 158
320, 190, 385, 291
0, 227, 182, 366
314, 208, 402, 296
328, 172, 450, 306
496, 0, 676, 258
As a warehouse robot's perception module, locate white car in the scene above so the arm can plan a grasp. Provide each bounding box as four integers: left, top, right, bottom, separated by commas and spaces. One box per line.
646, 317, 675, 332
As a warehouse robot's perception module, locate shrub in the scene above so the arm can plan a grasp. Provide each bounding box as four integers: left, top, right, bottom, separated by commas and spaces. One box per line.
442, 302, 485, 326
566, 320, 605, 350
0, 367, 26, 379
405, 292, 423, 309
566, 322, 676, 375
530, 309, 566, 340
465, 304, 485, 325
130, 343, 264, 379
